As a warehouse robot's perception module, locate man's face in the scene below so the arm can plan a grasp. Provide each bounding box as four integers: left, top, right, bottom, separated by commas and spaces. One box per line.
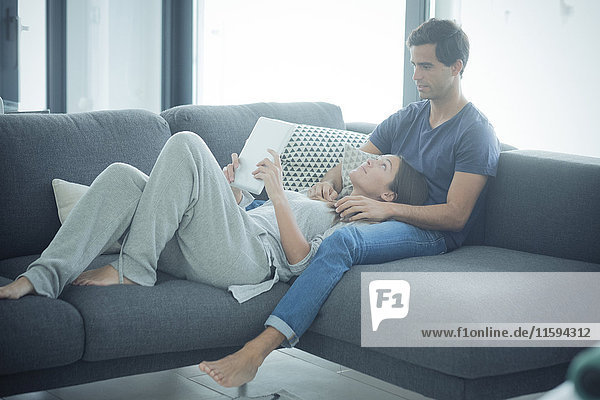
410, 44, 457, 101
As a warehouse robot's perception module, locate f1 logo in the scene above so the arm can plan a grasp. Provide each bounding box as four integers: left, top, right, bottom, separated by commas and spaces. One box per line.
369, 280, 411, 331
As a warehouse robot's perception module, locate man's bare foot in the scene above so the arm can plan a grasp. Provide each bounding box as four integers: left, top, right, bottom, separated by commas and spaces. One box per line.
0, 277, 36, 300
199, 327, 285, 387
72, 265, 137, 286
199, 346, 262, 387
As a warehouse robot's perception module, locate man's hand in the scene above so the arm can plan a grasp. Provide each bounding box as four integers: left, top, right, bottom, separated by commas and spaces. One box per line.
335, 195, 394, 222
307, 181, 338, 202
223, 153, 243, 204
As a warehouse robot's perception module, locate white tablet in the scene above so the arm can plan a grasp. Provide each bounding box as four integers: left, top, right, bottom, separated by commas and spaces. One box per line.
232, 117, 297, 195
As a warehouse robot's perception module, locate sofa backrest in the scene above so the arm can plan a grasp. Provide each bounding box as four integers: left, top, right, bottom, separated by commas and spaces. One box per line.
484, 150, 600, 264
462, 143, 520, 246
160, 102, 345, 169
0, 109, 171, 260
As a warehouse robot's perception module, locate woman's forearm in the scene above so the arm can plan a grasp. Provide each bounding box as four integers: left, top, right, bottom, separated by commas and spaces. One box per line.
232, 187, 243, 204
321, 163, 343, 193
270, 194, 311, 265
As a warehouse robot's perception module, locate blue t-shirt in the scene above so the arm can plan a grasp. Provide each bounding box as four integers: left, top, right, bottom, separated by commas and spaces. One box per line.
370, 100, 500, 251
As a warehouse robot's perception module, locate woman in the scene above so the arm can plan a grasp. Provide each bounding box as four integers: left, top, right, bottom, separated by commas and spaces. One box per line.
0, 131, 427, 301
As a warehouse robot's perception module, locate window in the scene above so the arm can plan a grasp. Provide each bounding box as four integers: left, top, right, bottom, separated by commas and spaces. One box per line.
66, 0, 162, 113
18, 0, 46, 111
460, 0, 600, 158
195, 0, 406, 123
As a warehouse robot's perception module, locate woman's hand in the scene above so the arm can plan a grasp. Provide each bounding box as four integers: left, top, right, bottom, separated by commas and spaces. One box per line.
307, 181, 338, 202
223, 153, 243, 204
253, 149, 285, 202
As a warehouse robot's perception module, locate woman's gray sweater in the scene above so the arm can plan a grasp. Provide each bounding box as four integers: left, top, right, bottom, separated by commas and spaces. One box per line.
228, 190, 365, 302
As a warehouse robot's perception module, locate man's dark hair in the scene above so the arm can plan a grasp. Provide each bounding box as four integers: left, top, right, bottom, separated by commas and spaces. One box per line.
389, 157, 429, 206
407, 18, 469, 76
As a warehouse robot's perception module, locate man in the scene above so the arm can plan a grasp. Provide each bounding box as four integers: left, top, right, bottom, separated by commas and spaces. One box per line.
199, 18, 500, 387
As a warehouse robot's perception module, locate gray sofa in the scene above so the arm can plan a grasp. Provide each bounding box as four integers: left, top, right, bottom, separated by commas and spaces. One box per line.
1, 102, 599, 400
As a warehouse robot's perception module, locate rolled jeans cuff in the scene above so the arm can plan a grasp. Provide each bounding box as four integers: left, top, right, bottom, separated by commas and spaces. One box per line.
265, 314, 299, 348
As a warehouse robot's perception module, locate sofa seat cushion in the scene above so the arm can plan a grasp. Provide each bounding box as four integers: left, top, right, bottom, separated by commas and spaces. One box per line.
307, 245, 598, 379
59, 277, 291, 362
0, 242, 293, 364
0, 277, 85, 375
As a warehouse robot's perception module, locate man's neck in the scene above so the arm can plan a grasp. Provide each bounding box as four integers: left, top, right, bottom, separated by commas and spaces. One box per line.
428, 87, 469, 129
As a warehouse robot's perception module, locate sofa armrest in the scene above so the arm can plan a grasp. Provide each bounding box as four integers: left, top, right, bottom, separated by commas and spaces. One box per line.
344, 121, 376, 135
500, 142, 517, 151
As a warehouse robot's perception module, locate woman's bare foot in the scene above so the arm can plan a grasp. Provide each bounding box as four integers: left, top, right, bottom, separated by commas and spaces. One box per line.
0, 277, 36, 300
72, 265, 137, 286
198, 327, 285, 387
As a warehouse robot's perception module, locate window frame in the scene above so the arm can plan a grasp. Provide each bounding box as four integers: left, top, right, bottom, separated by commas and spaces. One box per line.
39, 0, 428, 113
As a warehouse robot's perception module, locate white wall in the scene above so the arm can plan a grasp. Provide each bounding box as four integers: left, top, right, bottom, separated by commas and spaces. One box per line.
459, 0, 600, 158
66, 0, 161, 113
197, 0, 406, 123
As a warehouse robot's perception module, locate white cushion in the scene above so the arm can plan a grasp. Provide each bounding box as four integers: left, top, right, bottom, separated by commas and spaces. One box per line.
52, 179, 90, 223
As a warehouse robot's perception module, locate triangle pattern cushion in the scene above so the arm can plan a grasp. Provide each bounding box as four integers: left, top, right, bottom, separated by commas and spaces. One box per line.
281, 124, 368, 192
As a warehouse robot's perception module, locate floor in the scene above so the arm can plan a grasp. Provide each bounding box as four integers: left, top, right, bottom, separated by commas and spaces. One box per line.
2, 349, 549, 400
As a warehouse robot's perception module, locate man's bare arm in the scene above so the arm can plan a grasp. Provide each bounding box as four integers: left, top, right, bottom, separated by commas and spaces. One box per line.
359, 140, 382, 155
336, 171, 488, 232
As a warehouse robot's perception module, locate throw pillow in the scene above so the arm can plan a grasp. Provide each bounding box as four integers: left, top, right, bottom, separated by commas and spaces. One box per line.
280, 124, 368, 192
339, 143, 381, 197
52, 179, 89, 223
51, 179, 121, 254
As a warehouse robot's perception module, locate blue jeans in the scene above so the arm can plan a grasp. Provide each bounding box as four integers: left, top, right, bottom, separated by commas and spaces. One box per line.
265, 220, 447, 346
245, 199, 265, 211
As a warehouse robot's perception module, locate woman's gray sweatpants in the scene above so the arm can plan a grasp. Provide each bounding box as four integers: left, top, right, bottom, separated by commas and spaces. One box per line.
20, 131, 271, 298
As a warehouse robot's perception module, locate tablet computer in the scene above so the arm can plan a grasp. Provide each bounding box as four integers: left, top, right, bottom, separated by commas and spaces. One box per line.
232, 117, 297, 194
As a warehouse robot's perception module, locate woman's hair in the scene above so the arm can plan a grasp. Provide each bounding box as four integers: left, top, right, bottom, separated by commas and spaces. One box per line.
388, 157, 429, 205
406, 18, 469, 77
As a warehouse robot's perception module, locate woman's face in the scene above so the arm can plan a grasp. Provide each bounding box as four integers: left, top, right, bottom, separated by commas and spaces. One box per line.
349, 155, 401, 200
